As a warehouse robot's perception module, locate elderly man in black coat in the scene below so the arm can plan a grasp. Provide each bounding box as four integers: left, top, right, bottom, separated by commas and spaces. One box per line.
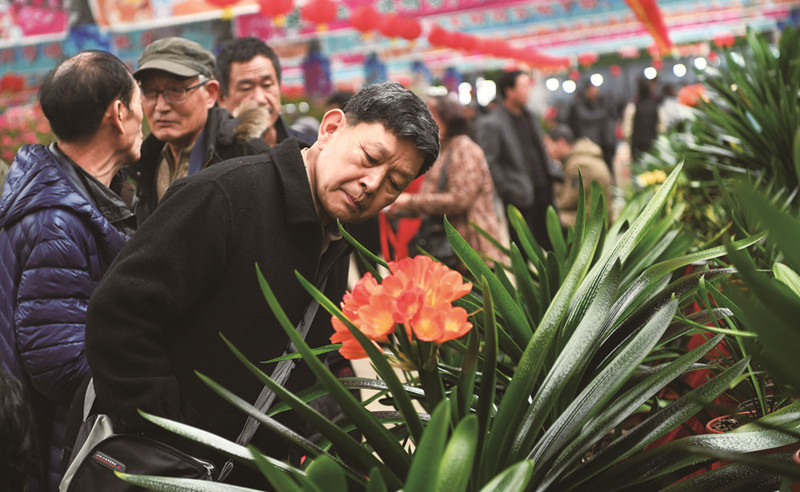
83, 81, 439, 487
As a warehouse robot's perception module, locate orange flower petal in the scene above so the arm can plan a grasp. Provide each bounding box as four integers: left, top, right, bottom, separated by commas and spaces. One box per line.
393, 287, 424, 324
411, 306, 444, 342
357, 295, 396, 338
438, 306, 473, 343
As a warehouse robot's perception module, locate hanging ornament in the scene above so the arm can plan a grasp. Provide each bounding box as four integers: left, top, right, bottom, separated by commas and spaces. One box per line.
397, 17, 422, 41
301, 0, 337, 28
377, 13, 403, 39
259, 0, 293, 21
204, 0, 240, 8
349, 4, 377, 33
712, 31, 735, 48
610, 64, 622, 76
577, 51, 599, 67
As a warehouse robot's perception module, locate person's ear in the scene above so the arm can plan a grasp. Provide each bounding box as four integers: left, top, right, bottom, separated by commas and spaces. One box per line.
317, 109, 345, 147
108, 100, 125, 134
203, 80, 220, 109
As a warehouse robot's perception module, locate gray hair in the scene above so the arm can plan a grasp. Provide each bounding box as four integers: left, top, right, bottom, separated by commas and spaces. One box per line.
344, 82, 440, 176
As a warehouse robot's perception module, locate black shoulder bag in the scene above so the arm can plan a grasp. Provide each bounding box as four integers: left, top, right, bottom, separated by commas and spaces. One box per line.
60, 285, 325, 491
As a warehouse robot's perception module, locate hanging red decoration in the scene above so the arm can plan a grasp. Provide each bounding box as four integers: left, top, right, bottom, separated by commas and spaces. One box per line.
204, 0, 240, 8
652, 58, 663, 69
349, 4, 377, 33
259, 0, 293, 18
624, 0, 672, 56
609, 64, 622, 77
569, 69, 581, 81
577, 51, 599, 67
300, 0, 337, 25
712, 31, 735, 48
397, 17, 422, 41
377, 13, 403, 39
428, 25, 452, 47
0, 73, 25, 92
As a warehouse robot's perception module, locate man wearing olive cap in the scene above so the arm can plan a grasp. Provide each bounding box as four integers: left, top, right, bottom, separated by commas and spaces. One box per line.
127, 37, 269, 225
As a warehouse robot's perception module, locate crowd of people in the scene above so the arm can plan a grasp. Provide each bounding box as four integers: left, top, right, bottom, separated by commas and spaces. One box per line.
0, 35, 693, 491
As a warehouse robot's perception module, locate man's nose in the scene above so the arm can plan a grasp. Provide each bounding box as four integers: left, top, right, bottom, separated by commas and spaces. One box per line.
360, 168, 384, 194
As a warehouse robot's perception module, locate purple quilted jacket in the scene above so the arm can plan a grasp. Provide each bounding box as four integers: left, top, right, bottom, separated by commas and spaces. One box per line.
0, 145, 128, 491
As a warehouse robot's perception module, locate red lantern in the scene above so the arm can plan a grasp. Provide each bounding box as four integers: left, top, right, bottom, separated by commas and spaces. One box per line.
377, 13, 403, 39
397, 17, 422, 41
610, 64, 622, 76
712, 31, 735, 48
300, 0, 337, 25
652, 58, 663, 69
569, 69, 581, 81
259, 0, 293, 18
577, 51, 598, 67
205, 0, 239, 8
349, 4, 376, 33
427, 25, 451, 47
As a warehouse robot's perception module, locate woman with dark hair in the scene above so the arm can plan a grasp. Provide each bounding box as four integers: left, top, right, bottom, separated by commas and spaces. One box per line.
387, 94, 505, 271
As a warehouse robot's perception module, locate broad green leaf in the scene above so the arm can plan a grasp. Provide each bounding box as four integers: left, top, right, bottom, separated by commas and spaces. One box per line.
530, 297, 678, 483
405, 401, 451, 492
482, 187, 604, 478
115, 472, 264, 491
571, 358, 750, 489
250, 444, 306, 492
546, 206, 567, 262
254, 267, 406, 488
447, 216, 533, 346
510, 262, 622, 464
773, 262, 800, 298
542, 335, 725, 488
306, 455, 347, 492
435, 415, 479, 492
477, 461, 535, 492
367, 467, 389, 492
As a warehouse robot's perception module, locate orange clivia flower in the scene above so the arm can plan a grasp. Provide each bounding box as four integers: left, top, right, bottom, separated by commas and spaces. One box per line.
330, 255, 473, 360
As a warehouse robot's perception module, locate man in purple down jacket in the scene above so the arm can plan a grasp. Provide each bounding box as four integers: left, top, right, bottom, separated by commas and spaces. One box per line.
0, 51, 142, 491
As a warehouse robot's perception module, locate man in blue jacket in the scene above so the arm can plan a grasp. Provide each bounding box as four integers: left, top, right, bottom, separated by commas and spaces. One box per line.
0, 50, 142, 491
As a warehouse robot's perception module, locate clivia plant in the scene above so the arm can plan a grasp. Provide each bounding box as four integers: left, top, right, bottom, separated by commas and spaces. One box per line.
115, 165, 798, 491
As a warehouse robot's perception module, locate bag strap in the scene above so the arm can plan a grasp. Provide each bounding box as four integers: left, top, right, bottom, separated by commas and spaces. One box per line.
218, 276, 328, 481
82, 277, 329, 482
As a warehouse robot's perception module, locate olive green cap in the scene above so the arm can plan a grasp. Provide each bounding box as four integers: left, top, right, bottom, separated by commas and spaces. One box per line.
134, 37, 215, 80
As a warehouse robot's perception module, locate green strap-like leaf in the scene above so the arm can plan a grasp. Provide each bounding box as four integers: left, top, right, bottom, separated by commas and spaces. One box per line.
482, 185, 604, 479
254, 267, 408, 487
115, 472, 265, 492
530, 297, 678, 485
249, 444, 306, 492
477, 461, 535, 492
571, 358, 750, 489
306, 455, 348, 492
542, 335, 725, 489
405, 401, 451, 492
510, 262, 622, 464
435, 415, 479, 492
447, 216, 533, 346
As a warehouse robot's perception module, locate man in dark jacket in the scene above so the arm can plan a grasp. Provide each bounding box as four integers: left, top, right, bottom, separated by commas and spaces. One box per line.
0, 50, 141, 492
127, 37, 269, 225
216, 36, 317, 146
85, 81, 440, 487
475, 70, 561, 251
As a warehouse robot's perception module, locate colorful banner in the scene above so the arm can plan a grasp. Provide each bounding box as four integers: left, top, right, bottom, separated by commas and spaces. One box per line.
0, 0, 69, 49
88, 0, 259, 31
